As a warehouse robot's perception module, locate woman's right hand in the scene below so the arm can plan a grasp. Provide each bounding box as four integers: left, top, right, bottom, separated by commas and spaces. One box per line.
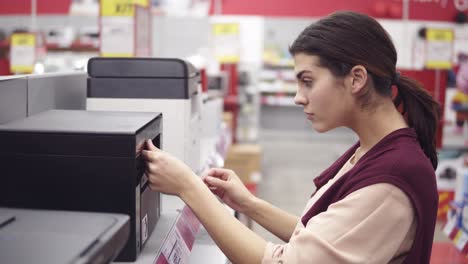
203, 168, 256, 214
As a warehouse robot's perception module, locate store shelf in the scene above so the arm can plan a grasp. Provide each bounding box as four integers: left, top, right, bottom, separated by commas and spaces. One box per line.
263, 62, 294, 69
189, 212, 233, 264
261, 94, 298, 107
259, 62, 297, 108
47, 43, 98, 52
0, 41, 99, 53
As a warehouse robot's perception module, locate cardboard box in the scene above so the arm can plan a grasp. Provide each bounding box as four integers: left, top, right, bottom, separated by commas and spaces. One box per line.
223, 144, 262, 184
222, 111, 233, 130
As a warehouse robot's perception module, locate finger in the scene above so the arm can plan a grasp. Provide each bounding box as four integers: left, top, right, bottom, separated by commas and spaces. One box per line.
206, 168, 231, 180
200, 169, 212, 179
204, 176, 229, 189
146, 163, 157, 173
142, 150, 158, 162
205, 183, 225, 197
146, 139, 161, 152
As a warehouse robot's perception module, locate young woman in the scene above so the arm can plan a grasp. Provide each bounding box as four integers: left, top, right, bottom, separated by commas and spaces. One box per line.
142, 11, 440, 264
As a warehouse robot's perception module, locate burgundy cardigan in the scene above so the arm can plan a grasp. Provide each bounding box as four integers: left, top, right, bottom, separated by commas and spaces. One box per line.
301, 128, 438, 264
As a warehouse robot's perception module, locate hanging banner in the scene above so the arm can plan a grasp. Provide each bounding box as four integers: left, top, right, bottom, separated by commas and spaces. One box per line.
10, 33, 36, 73
212, 23, 240, 63
425, 28, 454, 69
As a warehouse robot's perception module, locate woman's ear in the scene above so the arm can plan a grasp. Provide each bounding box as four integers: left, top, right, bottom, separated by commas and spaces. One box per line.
347, 65, 368, 94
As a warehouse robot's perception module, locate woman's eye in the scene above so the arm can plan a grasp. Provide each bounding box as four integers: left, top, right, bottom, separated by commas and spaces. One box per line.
301, 79, 313, 87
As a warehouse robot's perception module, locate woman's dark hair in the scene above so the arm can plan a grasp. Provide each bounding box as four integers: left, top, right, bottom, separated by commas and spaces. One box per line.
289, 11, 441, 169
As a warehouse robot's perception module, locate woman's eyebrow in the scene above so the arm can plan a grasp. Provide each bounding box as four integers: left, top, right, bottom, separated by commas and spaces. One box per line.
296, 70, 312, 80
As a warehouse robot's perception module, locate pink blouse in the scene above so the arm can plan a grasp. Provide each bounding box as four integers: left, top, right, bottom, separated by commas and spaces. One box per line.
262, 156, 416, 264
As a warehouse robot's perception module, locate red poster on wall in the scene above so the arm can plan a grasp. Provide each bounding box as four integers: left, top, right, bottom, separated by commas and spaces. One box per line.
410, 0, 468, 21
0, 0, 71, 15
210, 0, 468, 21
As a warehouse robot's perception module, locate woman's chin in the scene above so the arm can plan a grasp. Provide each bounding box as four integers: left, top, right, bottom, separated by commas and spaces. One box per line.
311, 122, 332, 133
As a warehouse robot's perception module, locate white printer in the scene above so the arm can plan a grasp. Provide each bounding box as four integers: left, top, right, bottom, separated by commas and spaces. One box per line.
86, 58, 203, 212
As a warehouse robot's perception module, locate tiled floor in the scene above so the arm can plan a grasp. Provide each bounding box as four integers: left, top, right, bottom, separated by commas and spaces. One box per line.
253, 126, 466, 261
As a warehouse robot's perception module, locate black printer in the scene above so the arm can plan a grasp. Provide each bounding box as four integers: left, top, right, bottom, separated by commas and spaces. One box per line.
0, 110, 162, 262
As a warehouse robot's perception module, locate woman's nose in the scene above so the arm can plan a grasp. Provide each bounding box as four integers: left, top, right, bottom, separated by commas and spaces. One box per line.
294, 91, 306, 106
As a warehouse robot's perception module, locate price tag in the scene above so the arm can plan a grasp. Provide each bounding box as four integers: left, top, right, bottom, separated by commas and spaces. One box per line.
427, 28, 454, 42
213, 23, 239, 36
155, 206, 201, 264
101, 0, 134, 17
455, 230, 468, 251
425, 28, 454, 69
212, 23, 240, 63
10, 33, 35, 73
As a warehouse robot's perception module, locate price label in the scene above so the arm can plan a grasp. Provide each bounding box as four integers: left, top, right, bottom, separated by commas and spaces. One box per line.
10, 33, 35, 73
426, 28, 454, 42
101, 0, 134, 17
212, 23, 240, 63
100, 16, 134, 57
425, 28, 454, 69
213, 23, 239, 36
155, 206, 201, 264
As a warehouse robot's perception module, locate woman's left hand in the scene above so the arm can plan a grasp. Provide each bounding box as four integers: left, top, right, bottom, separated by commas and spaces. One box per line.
141, 139, 199, 196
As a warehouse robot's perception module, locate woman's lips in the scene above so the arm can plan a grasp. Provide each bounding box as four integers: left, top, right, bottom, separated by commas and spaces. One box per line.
305, 113, 315, 120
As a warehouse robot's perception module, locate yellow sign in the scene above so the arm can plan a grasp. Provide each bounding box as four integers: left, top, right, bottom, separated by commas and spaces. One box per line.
426, 28, 454, 41
101, 0, 134, 17
101, 53, 133, 58
425, 28, 454, 69
11, 33, 35, 47
133, 0, 149, 7
425, 61, 452, 69
213, 23, 239, 36
212, 23, 240, 63
10, 33, 36, 73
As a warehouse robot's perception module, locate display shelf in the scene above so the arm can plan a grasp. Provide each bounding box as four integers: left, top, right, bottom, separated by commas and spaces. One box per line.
189, 212, 233, 264
261, 94, 298, 107
118, 196, 232, 264
259, 62, 297, 109
0, 41, 99, 53
46, 43, 99, 52
263, 62, 294, 69
260, 89, 296, 95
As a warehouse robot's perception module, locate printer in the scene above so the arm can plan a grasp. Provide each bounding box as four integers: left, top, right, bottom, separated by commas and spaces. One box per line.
86, 58, 203, 213
0, 207, 130, 264
0, 110, 162, 262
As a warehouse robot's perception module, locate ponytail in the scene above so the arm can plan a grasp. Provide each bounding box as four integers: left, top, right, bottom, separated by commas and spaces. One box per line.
393, 76, 441, 169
